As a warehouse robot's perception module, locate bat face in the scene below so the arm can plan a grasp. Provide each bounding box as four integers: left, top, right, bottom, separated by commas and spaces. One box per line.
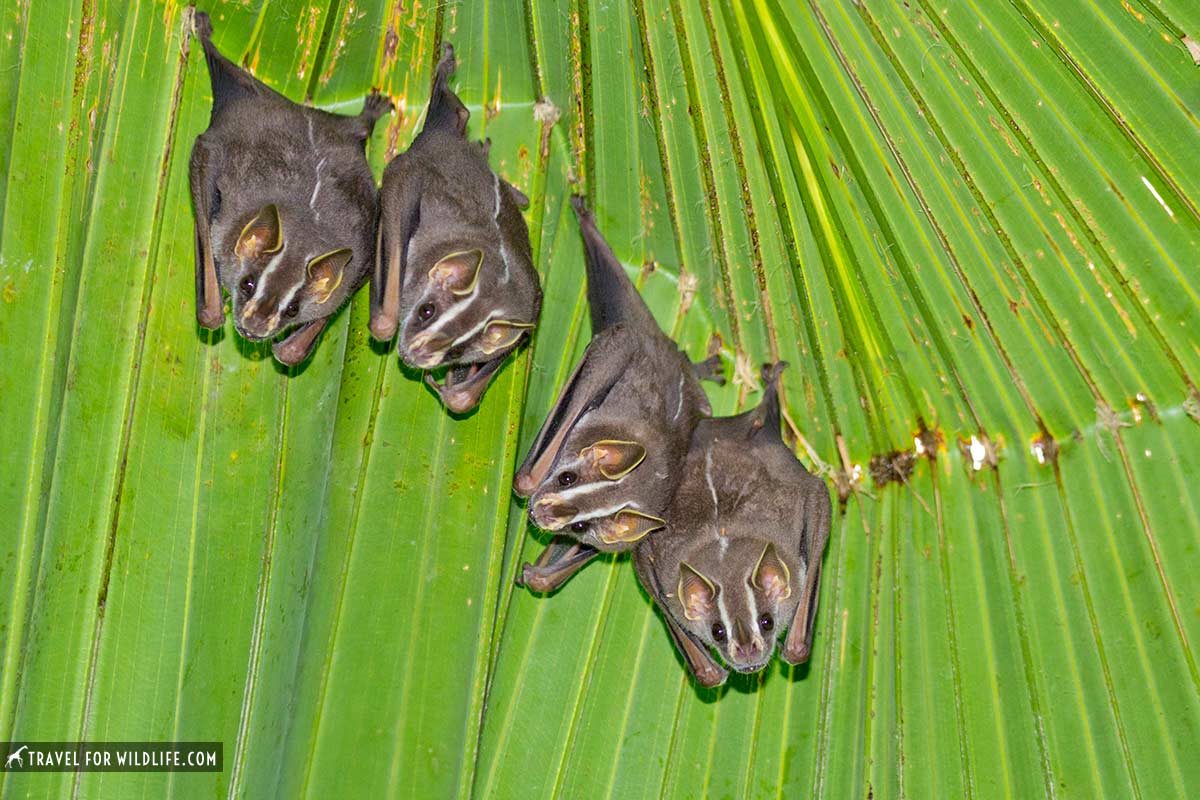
514, 327, 702, 552
675, 537, 797, 673
189, 11, 391, 365
394, 202, 538, 409
211, 201, 356, 343
641, 363, 832, 676
512, 198, 712, 553
372, 45, 541, 412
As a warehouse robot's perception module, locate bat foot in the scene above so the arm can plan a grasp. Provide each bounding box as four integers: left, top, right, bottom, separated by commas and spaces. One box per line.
192, 10, 214, 41
570, 194, 592, 225
692, 352, 725, 385
360, 92, 394, 123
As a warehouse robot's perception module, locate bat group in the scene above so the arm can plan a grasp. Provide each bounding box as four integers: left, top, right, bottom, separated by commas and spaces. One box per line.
188, 13, 831, 688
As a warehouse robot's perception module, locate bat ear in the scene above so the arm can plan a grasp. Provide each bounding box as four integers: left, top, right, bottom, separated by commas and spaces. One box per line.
236, 204, 283, 259
306, 248, 352, 304
751, 542, 792, 604
429, 249, 484, 295
678, 563, 718, 621
581, 440, 646, 480
596, 509, 664, 545
478, 319, 534, 355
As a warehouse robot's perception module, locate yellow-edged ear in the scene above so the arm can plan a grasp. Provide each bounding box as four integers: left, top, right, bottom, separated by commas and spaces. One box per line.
236, 204, 283, 259
307, 248, 352, 304
429, 249, 484, 295
478, 319, 534, 355
581, 440, 647, 480
596, 509, 665, 545
678, 563, 718, 621
751, 542, 791, 604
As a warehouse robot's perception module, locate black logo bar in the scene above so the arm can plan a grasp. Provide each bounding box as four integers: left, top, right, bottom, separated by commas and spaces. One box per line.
1, 742, 223, 772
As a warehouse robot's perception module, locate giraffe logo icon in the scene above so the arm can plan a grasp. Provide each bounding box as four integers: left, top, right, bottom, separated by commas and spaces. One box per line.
5, 745, 30, 769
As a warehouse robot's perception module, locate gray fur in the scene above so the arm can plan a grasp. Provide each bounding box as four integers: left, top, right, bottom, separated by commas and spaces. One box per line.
635, 364, 832, 684
514, 197, 718, 593
371, 44, 541, 413
189, 11, 390, 366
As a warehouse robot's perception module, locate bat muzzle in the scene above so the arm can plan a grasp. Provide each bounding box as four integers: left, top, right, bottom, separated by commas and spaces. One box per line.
404, 332, 454, 369
530, 498, 578, 530
728, 632, 768, 672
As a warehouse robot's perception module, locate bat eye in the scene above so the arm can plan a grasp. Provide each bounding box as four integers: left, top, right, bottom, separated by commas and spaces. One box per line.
570, 520, 588, 533
285, 300, 300, 319
557, 471, 578, 487
711, 623, 728, 643
417, 302, 437, 321
758, 613, 774, 632
239, 276, 255, 300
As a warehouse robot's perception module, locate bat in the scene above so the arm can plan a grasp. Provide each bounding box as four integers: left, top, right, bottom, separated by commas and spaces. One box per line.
513, 195, 724, 593
189, 11, 391, 366
369, 44, 541, 413
633, 363, 832, 687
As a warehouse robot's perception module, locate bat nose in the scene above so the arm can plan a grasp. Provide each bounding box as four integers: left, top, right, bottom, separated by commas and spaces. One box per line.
531, 498, 578, 529
405, 332, 452, 368
731, 621, 763, 664
731, 640, 763, 664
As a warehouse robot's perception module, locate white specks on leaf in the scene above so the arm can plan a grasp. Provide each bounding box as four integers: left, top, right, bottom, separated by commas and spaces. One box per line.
1141, 175, 1175, 218
732, 350, 760, 394
533, 98, 561, 127
1183, 35, 1200, 66
678, 271, 698, 317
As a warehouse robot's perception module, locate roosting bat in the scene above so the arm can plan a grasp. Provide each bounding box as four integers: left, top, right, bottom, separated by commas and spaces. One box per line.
512, 196, 725, 593
189, 11, 391, 365
369, 44, 541, 413
633, 364, 832, 688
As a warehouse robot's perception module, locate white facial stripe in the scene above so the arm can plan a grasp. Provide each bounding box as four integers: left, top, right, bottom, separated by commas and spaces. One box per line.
551, 481, 605, 502
716, 591, 733, 643
573, 499, 643, 524
421, 285, 481, 337
551, 476, 627, 503
673, 374, 685, 420
745, 581, 763, 650
492, 173, 502, 220
251, 246, 289, 306
445, 311, 495, 350
276, 280, 305, 319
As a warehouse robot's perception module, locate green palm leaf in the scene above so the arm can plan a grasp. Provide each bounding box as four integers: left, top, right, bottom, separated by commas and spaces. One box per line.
2, 0, 1197, 797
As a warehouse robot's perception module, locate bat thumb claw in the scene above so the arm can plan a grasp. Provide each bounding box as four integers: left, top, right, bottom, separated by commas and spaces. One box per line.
761, 361, 788, 386
515, 564, 532, 587
197, 305, 224, 330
